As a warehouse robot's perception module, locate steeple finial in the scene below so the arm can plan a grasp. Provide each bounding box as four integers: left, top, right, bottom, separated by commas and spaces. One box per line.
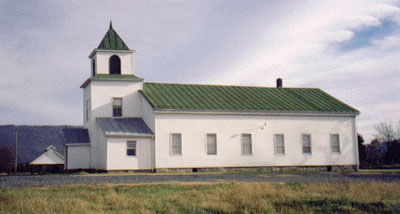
110, 20, 113, 29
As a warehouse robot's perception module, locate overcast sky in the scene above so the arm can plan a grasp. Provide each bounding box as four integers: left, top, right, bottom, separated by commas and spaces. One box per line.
1, 0, 399, 142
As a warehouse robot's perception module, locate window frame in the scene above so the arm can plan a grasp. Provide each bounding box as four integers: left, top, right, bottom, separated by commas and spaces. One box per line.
206, 133, 217, 155
274, 134, 285, 155
330, 134, 341, 154
241, 133, 252, 156
302, 134, 312, 155
112, 97, 123, 117
170, 133, 182, 156
126, 140, 136, 157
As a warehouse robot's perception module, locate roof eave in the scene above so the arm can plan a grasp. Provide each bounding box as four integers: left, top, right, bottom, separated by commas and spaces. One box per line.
153, 109, 359, 117
65, 143, 91, 146
80, 76, 144, 88
104, 133, 155, 138
89, 48, 135, 58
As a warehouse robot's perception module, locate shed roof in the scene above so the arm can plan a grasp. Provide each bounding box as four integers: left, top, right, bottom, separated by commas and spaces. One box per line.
97, 118, 154, 136
140, 82, 359, 114
63, 128, 90, 145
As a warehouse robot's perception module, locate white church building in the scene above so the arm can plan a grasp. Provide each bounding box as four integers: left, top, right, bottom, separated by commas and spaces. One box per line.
63, 23, 360, 172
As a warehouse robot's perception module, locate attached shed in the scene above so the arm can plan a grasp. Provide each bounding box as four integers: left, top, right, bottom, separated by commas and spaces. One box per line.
63, 128, 91, 170
30, 145, 64, 173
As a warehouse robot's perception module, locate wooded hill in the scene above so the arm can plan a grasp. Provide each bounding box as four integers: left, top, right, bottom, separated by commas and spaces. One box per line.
0, 125, 79, 163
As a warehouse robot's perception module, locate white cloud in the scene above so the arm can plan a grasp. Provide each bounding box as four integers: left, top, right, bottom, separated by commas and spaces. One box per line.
197, 0, 400, 142
1, 0, 399, 142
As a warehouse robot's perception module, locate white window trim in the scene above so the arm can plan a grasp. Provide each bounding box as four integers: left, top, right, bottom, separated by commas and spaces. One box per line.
170, 133, 182, 156
302, 134, 312, 155
206, 133, 217, 156
126, 140, 137, 157
112, 97, 123, 117
241, 133, 252, 156
330, 133, 341, 154
274, 134, 285, 156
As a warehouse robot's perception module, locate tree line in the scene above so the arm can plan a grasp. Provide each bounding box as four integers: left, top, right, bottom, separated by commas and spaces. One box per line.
358, 121, 400, 168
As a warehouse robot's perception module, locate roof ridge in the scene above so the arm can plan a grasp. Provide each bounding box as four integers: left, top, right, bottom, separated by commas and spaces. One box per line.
143, 82, 320, 90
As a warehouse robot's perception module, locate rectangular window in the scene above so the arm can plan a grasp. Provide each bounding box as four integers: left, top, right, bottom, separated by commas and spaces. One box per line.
274, 134, 285, 155
127, 141, 136, 156
112, 98, 122, 117
207, 134, 217, 155
241, 134, 252, 155
171, 133, 182, 155
302, 134, 311, 154
330, 134, 340, 153
86, 100, 89, 121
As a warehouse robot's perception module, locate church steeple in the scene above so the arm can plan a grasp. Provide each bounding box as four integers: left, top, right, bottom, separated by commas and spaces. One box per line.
88, 22, 135, 77
97, 21, 130, 51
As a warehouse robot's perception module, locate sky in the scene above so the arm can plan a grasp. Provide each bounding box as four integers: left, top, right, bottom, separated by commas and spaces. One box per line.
1, 0, 399, 142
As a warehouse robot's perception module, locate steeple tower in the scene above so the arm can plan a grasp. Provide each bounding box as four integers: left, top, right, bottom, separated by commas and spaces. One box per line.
88, 22, 135, 76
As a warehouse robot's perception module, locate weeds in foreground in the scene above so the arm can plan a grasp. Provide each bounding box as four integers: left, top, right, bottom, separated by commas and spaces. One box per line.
1, 182, 399, 214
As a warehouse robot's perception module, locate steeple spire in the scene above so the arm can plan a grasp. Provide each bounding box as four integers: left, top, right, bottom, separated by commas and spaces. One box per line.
97, 22, 130, 50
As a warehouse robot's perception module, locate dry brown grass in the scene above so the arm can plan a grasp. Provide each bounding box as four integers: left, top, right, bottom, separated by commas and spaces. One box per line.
1, 182, 399, 214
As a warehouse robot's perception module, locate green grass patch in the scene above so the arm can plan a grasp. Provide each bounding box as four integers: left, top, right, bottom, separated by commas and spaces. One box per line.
358, 169, 400, 174
1, 182, 399, 214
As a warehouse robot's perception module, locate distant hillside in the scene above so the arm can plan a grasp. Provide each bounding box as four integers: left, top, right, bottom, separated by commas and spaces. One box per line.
0, 125, 80, 163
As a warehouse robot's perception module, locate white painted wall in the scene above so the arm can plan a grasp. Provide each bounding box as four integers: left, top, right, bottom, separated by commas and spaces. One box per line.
97, 127, 108, 170
107, 137, 153, 170
93, 51, 133, 75
141, 95, 155, 132
154, 113, 357, 169
66, 145, 91, 169
84, 80, 143, 169
90, 80, 143, 118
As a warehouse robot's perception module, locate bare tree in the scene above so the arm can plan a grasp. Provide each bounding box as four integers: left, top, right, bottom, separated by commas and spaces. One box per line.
374, 120, 400, 143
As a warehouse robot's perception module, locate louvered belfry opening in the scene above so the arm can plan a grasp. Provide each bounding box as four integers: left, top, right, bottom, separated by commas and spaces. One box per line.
109, 55, 121, 74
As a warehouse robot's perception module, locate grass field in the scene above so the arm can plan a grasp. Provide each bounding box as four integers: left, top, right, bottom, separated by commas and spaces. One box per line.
1, 182, 399, 214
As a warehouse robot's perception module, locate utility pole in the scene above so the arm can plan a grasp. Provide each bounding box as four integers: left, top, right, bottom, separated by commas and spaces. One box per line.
14, 132, 18, 174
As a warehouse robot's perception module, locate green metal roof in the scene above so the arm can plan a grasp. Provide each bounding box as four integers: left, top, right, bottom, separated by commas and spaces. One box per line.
140, 82, 359, 114
97, 22, 130, 50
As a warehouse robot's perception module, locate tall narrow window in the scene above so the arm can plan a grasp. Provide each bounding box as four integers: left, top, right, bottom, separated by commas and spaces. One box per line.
330, 134, 340, 153
171, 133, 182, 155
109, 55, 121, 74
241, 134, 252, 155
302, 134, 311, 154
207, 134, 217, 155
86, 100, 89, 121
92, 58, 96, 76
274, 134, 285, 155
127, 141, 136, 156
112, 98, 122, 117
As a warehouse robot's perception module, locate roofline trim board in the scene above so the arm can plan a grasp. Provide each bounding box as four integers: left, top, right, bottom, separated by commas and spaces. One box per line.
65, 143, 91, 146
105, 133, 155, 138
89, 48, 135, 58
80, 76, 144, 88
